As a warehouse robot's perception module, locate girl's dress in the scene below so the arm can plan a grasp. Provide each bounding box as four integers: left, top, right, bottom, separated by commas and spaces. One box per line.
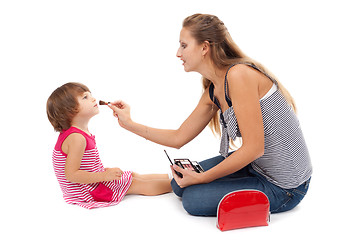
52, 126, 133, 209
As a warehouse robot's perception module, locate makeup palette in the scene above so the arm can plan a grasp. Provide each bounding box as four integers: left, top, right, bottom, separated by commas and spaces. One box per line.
164, 150, 204, 178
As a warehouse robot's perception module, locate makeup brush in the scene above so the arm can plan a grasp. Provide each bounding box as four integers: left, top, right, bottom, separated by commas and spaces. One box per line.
99, 100, 110, 105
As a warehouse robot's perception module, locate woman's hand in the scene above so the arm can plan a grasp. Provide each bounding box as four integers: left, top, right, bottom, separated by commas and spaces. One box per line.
108, 100, 132, 128
171, 165, 205, 188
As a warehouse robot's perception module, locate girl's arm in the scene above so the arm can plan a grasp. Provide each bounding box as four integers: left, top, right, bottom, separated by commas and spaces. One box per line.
62, 133, 123, 184
173, 65, 266, 187
108, 88, 217, 149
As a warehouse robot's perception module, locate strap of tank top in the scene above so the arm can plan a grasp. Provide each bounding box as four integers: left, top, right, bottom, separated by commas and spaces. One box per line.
209, 83, 227, 128
224, 62, 278, 107
61, 127, 94, 149
209, 64, 241, 109
209, 83, 222, 110
224, 64, 239, 107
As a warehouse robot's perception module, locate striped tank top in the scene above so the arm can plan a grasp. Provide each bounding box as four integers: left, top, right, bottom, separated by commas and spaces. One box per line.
209, 63, 312, 189
52, 127, 133, 209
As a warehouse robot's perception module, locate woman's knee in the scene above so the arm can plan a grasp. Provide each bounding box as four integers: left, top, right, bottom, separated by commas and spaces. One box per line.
171, 179, 184, 197
182, 187, 218, 216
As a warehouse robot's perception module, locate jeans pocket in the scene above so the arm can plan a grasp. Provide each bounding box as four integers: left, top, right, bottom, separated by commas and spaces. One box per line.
272, 182, 309, 213
272, 190, 294, 213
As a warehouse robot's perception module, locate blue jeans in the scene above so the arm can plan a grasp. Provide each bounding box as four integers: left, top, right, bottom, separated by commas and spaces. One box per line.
171, 154, 311, 216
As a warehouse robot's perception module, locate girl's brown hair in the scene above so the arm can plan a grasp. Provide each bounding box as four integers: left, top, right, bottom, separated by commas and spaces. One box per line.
183, 13, 296, 137
46, 82, 90, 132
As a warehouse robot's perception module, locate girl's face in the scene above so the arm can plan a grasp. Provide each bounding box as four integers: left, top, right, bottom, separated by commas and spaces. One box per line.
76, 91, 99, 119
176, 27, 204, 72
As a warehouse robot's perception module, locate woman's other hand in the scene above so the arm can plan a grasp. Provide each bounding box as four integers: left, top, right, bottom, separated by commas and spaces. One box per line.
171, 165, 205, 188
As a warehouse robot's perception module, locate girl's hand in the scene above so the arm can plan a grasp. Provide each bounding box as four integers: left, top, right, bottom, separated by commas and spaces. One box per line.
108, 100, 132, 128
103, 167, 123, 181
171, 165, 204, 188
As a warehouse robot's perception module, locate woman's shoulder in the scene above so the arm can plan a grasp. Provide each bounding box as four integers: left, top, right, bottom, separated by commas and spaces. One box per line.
226, 64, 258, 87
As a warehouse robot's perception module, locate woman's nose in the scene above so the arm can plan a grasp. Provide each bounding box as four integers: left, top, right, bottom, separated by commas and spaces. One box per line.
176, 48, 182, 58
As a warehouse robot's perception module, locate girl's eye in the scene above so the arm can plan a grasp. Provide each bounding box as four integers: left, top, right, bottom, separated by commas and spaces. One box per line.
83, 95, 88, 99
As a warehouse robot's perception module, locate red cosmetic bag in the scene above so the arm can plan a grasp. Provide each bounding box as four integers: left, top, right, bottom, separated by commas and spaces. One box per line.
217, 190, 270, 231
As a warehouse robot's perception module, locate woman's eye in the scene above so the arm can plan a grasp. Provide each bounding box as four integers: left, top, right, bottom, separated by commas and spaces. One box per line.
182, 44, 187, 49
83, 95, 88, 99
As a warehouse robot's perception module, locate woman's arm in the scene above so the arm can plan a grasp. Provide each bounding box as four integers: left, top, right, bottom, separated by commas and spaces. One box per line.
109, 88, 217, 149
62, 133, 123, 184
204, 65, 265, 180
173, 65, 265, 187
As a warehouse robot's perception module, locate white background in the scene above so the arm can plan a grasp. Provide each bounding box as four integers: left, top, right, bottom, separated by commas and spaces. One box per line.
1, 0, 359, 239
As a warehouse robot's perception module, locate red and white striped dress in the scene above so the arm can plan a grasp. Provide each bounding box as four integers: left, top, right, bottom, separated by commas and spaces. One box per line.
52, 127, 133, 209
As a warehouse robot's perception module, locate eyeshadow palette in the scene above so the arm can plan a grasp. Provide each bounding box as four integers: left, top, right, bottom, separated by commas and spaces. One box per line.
164, 150, 204, 178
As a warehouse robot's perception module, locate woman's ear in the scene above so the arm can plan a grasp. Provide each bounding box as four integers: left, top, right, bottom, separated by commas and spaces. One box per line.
202, 41, 210, 57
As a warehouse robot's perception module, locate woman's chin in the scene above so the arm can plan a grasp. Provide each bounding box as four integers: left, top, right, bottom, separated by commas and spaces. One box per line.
183, 65, 192, 72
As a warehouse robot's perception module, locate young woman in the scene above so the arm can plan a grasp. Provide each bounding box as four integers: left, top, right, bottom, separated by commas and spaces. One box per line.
108, 14, 312, 216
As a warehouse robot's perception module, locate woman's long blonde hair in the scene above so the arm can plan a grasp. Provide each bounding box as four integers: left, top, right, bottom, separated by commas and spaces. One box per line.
183, 13, 296, 137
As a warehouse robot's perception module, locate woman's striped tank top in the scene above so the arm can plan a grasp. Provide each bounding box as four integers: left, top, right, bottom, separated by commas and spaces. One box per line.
209, 63, 312, 189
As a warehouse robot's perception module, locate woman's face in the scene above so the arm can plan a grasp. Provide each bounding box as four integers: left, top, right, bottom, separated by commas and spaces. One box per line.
176, 27, 204, 72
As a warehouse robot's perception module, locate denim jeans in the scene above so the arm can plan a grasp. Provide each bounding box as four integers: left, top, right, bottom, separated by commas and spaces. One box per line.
171, 154, 311, 216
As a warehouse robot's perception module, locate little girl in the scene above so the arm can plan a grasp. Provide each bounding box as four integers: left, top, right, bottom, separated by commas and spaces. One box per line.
47, 82, 172, 209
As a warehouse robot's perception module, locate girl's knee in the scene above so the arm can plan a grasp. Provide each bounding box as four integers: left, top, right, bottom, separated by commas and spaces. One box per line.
131, 172, 141, 178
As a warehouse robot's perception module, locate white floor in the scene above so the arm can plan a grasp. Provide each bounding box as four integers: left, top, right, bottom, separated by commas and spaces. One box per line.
3, 161, 356, 239
1, 1, 359, 239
